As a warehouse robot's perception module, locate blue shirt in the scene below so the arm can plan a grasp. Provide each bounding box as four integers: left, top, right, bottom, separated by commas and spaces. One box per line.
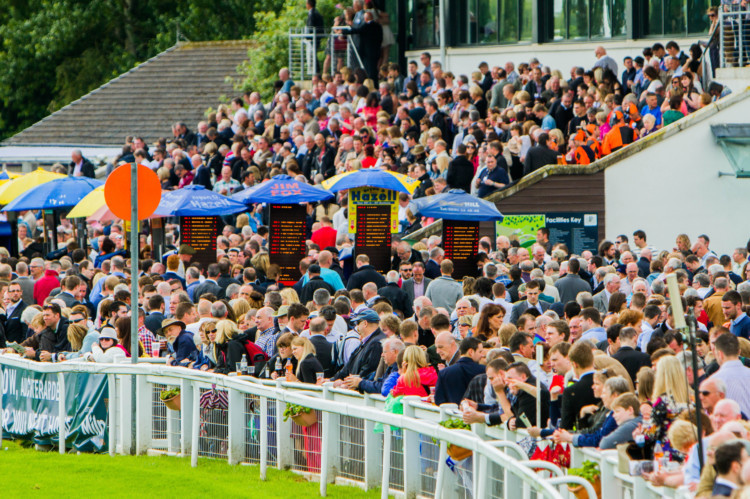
640, 104, 662, 126
580, 326, 606, 343
89, 271, 127, 306
541, 114, 556, 131
301, 267, 345, 291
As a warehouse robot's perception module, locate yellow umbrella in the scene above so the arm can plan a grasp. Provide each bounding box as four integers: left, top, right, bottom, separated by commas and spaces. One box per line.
67, 185, 105, 218
0, 171, 21, 185
0, 168, 65, 205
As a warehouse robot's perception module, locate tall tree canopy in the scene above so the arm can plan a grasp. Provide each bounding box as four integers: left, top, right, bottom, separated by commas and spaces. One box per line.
0, 0, 277, 140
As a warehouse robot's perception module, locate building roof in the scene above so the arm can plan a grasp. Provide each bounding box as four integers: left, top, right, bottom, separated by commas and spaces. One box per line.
3, 41, 252, 147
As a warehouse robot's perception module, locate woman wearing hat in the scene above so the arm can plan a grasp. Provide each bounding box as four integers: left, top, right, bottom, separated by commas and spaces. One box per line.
85, 327, 127, 363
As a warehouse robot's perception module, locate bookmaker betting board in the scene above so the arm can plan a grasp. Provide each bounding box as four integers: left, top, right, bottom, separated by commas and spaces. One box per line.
269, 204, 307, 285
354, 204, 392, 274
443, 220, 480, 278
180, 216, 219, 270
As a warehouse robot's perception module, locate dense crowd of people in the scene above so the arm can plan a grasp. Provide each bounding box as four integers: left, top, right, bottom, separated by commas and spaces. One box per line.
1, 1, 745, 494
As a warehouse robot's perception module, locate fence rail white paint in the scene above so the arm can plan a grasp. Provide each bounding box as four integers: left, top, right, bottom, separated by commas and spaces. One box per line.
0, 355, 683, 499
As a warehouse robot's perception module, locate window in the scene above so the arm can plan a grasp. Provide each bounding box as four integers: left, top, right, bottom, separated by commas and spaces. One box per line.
644, 0, 712, 36
553, 0, 627, 40
449, 0, 532, 46
712, 124, 750, 178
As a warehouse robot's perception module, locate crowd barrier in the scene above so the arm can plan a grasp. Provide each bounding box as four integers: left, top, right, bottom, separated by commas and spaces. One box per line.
0, 355, 685, 499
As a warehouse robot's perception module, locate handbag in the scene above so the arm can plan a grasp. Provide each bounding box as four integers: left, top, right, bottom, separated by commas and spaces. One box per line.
199, 384, 229, 410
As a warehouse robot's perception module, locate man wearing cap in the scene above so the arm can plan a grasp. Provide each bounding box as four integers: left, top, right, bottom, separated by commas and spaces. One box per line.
163, 318, 197, 366
331, 308, 386, 385
300, 264, 334, 304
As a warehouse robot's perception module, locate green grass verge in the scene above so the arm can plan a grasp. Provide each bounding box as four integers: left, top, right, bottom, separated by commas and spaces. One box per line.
0, 440, 382, 498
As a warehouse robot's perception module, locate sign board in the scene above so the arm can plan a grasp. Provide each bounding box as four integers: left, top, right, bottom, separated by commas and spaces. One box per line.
269, 204, 307, 285
348, 187, 399, 234
496, 212, 599, 255
354, 204, 392, 274
180, 216, 220, 270
443, 220, 480, 279
1, 364, 109, 452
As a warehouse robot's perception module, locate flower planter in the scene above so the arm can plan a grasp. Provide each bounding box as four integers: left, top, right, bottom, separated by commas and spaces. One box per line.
567, 476, 601, 499
161, 393, 181, 411
291, 410, 317, 427
447, 444, 472, 461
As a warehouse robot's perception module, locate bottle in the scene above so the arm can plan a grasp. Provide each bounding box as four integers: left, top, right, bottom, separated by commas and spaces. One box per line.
285, 359, 293, 375
653, 441, 664, 471
239, 354, 248, 375
275, 357, 282, 375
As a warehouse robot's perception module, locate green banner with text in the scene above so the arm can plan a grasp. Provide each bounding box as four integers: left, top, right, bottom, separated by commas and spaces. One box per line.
1, 365, 109, 452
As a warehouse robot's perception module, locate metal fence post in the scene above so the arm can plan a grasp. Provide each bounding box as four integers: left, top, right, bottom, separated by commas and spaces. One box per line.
180, 378, 195, 457
401, 396, 421, 499
275, 379, 293, 470
107, 374, 117, 456
190, 381, 200, 467
380, 425, 391, 499
119, 374, 132, 453
135, 374, 152, 455
57, 372, 66, 454
363, 393, 380, 490
320, 382, 339, 496
227, 387, 244, 465
260, 395, 269, 480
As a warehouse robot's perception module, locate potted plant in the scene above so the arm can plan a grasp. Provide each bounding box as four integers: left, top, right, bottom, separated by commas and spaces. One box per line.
160, 387, 181, 411
437, 418, 473, 461
283, 403, 316, 427
567, 460, 601, 499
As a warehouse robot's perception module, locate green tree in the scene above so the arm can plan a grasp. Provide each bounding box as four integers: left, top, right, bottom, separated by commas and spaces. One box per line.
0, 0, 263, 140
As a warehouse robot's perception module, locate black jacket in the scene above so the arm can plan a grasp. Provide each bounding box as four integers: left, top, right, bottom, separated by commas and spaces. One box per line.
297, 353, 325, 383
37, 317, 71, 359
560, 372, 599, 430
144, 311, 165, 336
412, 173, 433, 199
347, 265, 387, 291
300, 276, 335, 303
193, 165, 213, 190
68, 158, 96, 178
612, 346, 652, 385
2, 300, 28, 344
309, 334, 334, 378
206, 154, 223, 178
332, 329, 386, 381
510, 376, 550, 428
193, 279, 221, 301
217, 274, 241, 299
378, 282, 413, 317
314, 146, 337, 179
446, 156, 474, 193
424, 259, 441, 280
523, 145, 558, 176
434, 357, 486, 406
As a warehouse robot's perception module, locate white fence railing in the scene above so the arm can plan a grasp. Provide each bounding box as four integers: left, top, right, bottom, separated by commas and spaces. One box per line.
0, 355, 682, 499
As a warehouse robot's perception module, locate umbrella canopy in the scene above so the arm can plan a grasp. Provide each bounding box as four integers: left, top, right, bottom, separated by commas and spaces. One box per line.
0, 168, 66, 205
153, 184, 248, 217
67, 186, 105, 218
3, 177, 104, 212
411, 189, 504, 221
232, 174, 334, 204
320, 168, 420, 194
0, 171, 21, 182
86, 204, 119, 223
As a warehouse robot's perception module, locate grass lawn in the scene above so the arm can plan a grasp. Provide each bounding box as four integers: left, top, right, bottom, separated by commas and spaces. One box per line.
0, 440, 382, 498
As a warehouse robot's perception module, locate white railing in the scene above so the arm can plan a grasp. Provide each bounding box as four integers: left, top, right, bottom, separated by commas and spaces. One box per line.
0, 354, 681, 499
288, 28, 364, 79
719, 10, 750, 69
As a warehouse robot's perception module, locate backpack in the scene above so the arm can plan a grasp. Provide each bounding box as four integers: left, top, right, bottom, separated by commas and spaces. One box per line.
331, 330, 360, 370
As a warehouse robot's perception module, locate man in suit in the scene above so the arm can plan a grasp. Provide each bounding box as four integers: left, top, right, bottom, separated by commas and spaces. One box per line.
14, 262, 35, 305
347, 11, 383, 84
192, 263, 222, 301
560, 340, 600, 430
391, 241, 423, 271
446, 144, 475, 193
36, 303, 71, 362
424, 247, 443, 280
69, 149, 96, 178
347, 255, 387, 291
592, 273, 621, 315
612, 327, 651, 384
308, 317, 334, 378
509, 280, 551, 324
3, 281, 27, 343
434, 336, 486, 406
54, 275, 81, 308
579, 307, 607, 343
554, 258, 592, 304
402, 262, 432, 303
332, 308, 386, 383
191, 154, 213, 190
712, 440, 746, 497
506, 362, 550, 429
378, 271, 412, 318
723, 290, 750, 339
144, 294, 166, 336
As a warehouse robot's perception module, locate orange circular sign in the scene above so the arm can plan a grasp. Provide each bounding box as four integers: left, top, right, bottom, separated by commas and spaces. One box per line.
105, 163, 162, 220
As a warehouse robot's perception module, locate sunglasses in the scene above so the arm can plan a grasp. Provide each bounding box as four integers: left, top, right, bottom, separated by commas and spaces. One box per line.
699, 390, 712, 396
206, 329, 217, 334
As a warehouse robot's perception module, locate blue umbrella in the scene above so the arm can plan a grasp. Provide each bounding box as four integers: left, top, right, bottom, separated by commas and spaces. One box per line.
152, 184, 248, 217
321, 167, 420, 194
232, 174, 334, 204
411, 189, 504, 221
2, 177, 104, 211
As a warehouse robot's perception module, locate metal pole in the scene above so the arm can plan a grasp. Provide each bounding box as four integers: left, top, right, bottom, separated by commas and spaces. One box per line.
130, 161, 139, 454
535, 343, 543, 428
439, 0, 446, 67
